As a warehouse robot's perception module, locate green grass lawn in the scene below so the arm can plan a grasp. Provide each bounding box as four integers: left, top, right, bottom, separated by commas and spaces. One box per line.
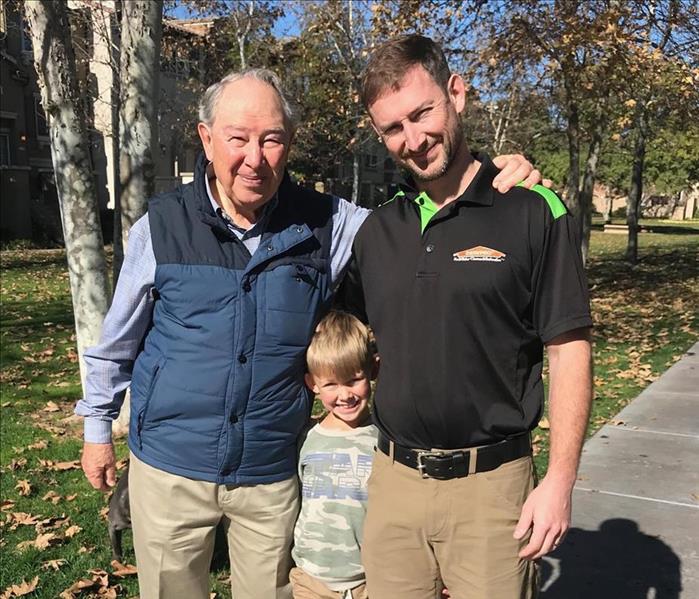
1, 224, 698, 597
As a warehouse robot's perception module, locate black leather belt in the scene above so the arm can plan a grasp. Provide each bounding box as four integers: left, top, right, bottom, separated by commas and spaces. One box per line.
377, 432, 531, 480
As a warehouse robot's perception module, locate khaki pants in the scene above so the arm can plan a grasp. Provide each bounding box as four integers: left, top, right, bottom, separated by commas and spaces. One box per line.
362, 450, 538, 599
290, 567, 368, 599
129, 452, 298, 599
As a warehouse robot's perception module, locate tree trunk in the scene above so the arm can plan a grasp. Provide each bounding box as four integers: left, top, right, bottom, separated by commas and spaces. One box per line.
351, 151, 360, 205
563, 79, 581, 220
116, 0, 162, 277
626, 105, 649, 265
578, 120, 605, 265
25, 1, 111, 388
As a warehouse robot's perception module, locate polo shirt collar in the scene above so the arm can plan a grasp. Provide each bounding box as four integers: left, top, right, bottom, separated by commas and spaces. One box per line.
396, 152, 498, 208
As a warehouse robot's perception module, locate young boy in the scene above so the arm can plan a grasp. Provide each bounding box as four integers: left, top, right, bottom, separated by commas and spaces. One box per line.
290, 310, 378, 599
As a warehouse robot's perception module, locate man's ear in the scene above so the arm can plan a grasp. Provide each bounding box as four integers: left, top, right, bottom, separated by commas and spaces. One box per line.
197, 123, 214, 161
447, 73, 467, 115
304, 373, 318, 393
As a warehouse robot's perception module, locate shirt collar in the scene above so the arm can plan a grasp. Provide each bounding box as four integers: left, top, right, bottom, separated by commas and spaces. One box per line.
395, 152, 497, 208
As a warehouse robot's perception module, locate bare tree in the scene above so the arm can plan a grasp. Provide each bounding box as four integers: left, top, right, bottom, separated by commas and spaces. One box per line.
25, 0, 111, 387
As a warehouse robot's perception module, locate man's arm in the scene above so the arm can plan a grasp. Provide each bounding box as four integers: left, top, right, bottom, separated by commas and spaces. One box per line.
492, 154, 552, 192
514, 327, 592, 559
75, 215, 156, 491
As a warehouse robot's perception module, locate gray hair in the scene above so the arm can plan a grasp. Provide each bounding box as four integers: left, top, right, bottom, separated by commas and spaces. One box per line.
198, 68, 298, 132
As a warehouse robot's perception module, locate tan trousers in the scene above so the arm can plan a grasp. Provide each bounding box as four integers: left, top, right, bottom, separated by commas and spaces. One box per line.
362, 450, 538, 599
290, 567, 368, 599
129, 452, 298, 599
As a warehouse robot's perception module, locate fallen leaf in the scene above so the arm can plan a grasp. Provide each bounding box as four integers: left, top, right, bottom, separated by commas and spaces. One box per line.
42, 491, 61, 505
538, 417, 550, 430
59, 578, 96, 599
8, 512, 38, 528
43, 401, 60, 413
34, 423, 65, 435
1, 501, 16, 512
65, 494, 78, 502
27, 440, 48, 451
1, 402, 11, 408
36, 515, 70, 532
110, 560, 138, 577
52, 461, 81, 471
64, 525, 81, 538
8, 458, 28, 471
35, 532, 59, 550
15, 480, 32, 496
42, 559, 67, 571
0, 576, 39, 598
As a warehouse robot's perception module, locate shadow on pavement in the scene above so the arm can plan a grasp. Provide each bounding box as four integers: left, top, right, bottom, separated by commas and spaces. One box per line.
540, 519, 682, 598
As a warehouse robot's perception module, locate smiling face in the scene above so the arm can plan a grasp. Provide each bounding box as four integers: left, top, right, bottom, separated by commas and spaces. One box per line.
368, 65, 466, 183
197, 77, 292, 218
305, 370, 372, 430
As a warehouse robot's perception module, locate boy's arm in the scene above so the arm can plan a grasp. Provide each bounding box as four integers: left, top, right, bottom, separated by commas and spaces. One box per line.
514, 328, 592, 559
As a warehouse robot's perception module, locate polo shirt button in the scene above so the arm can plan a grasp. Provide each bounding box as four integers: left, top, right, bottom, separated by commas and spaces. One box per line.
426, 244, 435, 253
267, 245, 274, 252
238, 354, 247, 364
296, 226, 303, 233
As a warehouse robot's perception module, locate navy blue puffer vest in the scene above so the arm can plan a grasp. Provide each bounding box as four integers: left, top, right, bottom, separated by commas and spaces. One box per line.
128, 157, 334, 484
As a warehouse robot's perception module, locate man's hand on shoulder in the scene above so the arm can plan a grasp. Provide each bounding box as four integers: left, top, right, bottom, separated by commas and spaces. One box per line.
81, 441, 117, 491
513, 473, 572, 560
492, 154, 553, 193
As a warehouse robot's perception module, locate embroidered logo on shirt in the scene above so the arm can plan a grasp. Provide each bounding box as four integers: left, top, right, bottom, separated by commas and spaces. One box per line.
453, 246, 506, 262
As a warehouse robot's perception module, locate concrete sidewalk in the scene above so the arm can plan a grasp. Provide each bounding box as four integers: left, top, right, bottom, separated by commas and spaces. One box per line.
541, 341, 699, 599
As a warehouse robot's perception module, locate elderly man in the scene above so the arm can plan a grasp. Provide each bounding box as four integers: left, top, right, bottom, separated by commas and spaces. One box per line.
76, 68, 541, 599
340, 35, 593, 598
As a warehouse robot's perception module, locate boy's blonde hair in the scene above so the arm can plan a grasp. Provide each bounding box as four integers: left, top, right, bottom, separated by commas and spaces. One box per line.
306, 311, 374, 380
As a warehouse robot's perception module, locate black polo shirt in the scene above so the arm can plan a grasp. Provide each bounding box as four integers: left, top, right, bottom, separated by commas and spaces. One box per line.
339, 155, 592, 449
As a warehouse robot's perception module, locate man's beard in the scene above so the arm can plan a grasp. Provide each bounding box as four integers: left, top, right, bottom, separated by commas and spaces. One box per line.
399, 124, 463, 183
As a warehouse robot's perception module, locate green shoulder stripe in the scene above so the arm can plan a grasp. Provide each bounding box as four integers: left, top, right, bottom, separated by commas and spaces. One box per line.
378, 190, 403, 208
520, 183, 567, 219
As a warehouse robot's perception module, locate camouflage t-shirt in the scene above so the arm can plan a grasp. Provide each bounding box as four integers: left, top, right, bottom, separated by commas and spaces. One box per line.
292, 421, 378, 591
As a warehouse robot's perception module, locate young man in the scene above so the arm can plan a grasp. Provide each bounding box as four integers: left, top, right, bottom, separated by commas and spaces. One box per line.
291, 310, 378, 599
339, 35, 593, 598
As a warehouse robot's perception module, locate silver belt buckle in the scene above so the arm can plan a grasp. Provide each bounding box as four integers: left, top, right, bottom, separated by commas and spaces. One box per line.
416, 449, 448, 479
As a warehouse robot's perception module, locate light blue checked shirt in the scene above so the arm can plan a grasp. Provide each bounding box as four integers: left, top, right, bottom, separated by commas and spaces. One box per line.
75, 171, 370, 443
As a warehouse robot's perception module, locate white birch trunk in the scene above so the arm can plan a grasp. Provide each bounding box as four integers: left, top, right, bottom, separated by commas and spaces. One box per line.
25, 1, 111, 389
351, 152, 360, 205
117, 0, 162, 265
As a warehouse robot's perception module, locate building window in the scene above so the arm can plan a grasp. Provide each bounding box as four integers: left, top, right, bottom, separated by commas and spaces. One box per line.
0, 133, 10, 166
364, 153, 378, 170
34, 95, 49, 138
